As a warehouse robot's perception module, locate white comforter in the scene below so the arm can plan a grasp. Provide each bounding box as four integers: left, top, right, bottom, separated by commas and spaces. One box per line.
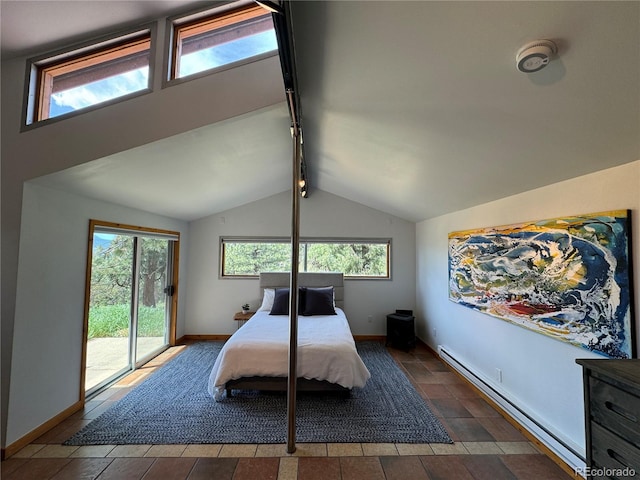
207, 308, 371, 400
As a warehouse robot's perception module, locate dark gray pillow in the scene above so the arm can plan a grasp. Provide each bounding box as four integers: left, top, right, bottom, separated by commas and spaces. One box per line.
302, 287, 336, 316
269, 287, 306, 315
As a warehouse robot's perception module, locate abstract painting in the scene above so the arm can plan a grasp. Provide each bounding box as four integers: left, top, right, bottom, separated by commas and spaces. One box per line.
448, 210, 634, 358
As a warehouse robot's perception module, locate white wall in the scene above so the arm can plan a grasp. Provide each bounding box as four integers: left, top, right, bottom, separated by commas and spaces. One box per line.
186, 189, 416, 335
416, 160, 640, 459
5, 183, 189, 446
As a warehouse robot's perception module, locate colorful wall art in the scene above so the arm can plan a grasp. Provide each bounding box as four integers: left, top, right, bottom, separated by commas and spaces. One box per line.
448, 210, 634, 359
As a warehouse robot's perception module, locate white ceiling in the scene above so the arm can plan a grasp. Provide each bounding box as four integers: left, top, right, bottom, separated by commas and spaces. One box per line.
3, 1, 640, 223
0, 0, 210, 60
292, 1, 640, 221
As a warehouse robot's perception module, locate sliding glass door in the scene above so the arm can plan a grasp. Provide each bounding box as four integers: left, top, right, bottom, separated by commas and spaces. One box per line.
85, 233, 134, 393
135, 236, 173, 364
84, 223, 178, 396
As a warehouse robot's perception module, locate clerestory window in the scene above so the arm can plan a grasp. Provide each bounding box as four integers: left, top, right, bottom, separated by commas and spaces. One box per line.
22, 2, 278, 128
169, 4, 277, 81
25, 28, 153, 126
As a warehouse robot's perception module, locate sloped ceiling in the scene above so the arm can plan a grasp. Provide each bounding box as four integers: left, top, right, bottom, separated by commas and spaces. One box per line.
291, 1, 640, 221
3, 1, 640, 223
0, 0, 210, 60
31, 103, 292, 220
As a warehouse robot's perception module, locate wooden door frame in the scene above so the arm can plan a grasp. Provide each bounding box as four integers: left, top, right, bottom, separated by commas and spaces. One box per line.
80, 219, 180, 403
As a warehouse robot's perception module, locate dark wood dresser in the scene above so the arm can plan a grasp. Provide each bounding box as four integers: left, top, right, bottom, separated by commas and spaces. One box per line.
576, 359, 640, 480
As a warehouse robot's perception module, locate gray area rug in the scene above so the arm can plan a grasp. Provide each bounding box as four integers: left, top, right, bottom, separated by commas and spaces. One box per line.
64, 341, 452, 445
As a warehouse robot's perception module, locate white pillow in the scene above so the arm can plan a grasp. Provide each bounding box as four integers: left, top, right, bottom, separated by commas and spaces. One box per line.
258, 288, 275, 311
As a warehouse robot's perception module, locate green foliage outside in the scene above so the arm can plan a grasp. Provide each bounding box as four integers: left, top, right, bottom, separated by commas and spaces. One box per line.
304, 243, 387, 276
224, 242, 291, 275
91, 235, 168, 307
88, 234, 169, 339
88, 304, 165, 339
223, 241, 389, 277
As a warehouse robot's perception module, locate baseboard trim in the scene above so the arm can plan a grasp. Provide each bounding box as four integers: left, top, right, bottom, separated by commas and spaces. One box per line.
2, 400, 84, 460
354, 335, 385, 342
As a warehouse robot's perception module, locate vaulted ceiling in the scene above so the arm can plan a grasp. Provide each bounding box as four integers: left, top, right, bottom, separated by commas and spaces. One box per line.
3, 1, 639, 222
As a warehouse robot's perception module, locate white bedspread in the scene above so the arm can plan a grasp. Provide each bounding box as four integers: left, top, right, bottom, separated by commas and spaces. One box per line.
207, 308, 371, 400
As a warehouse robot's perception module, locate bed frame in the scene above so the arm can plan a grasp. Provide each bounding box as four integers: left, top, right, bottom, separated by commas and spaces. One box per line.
225, 272, 350, 397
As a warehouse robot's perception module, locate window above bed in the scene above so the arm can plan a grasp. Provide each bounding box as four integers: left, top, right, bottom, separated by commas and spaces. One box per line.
220, 237, 391, 279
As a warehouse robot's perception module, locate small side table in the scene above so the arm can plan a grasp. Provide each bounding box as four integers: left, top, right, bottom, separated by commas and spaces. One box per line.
233, 311, 254, 329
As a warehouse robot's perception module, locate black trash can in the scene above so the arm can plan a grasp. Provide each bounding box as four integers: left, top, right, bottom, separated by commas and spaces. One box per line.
386, 310, 416, 351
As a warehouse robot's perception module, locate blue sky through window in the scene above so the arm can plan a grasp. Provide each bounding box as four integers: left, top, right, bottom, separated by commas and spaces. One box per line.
49, 68, 149, 118
179, 30, 277, 77
93, 233, 115, 250
47, 28, 276, 119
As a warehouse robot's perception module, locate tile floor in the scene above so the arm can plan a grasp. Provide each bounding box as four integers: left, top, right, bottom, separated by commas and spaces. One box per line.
1, 342, 578, 479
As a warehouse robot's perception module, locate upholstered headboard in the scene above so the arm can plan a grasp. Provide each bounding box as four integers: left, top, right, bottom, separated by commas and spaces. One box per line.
259, 272, 344, 309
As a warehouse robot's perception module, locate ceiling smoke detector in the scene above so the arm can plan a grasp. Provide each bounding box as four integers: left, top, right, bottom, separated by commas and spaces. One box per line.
516, 40, 557, 73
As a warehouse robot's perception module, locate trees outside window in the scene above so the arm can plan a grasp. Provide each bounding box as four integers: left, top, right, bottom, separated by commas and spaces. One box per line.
221, 239, 390, 279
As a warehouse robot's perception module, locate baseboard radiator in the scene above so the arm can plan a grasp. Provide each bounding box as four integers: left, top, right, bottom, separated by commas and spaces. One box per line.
437, 345, 585, 474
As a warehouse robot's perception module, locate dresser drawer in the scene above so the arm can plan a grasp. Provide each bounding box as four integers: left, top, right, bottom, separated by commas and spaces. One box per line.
591, 422, 640, 479
590, 376, 640, 448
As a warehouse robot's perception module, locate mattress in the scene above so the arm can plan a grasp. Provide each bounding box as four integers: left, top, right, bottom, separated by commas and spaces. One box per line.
207, 308, 370, 400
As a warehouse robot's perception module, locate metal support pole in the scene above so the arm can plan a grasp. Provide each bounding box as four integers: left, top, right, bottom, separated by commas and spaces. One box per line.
286, 89, 301, 454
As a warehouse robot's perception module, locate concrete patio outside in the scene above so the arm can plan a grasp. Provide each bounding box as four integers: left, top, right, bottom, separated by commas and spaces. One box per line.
85, 336, 166, 391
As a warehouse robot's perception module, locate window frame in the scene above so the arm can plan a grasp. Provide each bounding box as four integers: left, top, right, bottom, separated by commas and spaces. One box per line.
164, 2, 278, 87
22, 24, 156, 130
219, 236, 392, 280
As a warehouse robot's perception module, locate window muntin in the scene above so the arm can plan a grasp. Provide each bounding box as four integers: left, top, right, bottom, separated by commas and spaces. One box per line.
171, 4, 277, 80
27, 31, 152, 124
221, 238, 391, 279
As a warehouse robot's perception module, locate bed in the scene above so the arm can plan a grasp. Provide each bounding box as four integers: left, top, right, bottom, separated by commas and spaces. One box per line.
207, 272, 371, 401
